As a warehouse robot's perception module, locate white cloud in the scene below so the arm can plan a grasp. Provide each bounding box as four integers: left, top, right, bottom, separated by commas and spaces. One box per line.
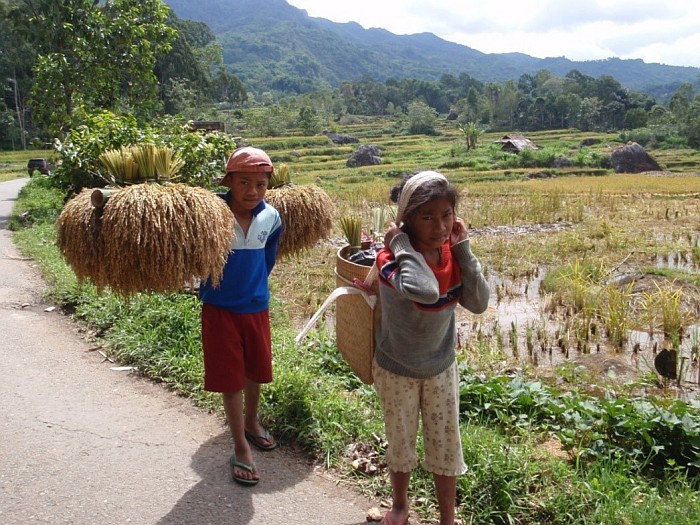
286, 0, 700, 67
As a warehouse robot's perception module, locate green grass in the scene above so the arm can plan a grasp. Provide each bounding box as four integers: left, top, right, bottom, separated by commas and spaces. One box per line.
7, 128, 700, 524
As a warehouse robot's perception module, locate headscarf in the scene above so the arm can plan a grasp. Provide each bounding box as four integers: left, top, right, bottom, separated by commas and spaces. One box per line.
395, 171, 448, 225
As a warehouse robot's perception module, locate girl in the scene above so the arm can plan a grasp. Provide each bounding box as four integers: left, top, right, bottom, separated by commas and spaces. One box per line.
373, 171, 490, 525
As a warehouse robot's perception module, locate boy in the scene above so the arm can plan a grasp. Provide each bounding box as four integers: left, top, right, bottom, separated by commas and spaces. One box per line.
199, 146, 283, 486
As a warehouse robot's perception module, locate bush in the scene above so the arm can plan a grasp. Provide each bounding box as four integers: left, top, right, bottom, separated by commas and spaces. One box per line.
52, 112, 237, 192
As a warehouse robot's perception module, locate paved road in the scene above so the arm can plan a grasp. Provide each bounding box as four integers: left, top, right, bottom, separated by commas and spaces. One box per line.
0, 178, 379, 525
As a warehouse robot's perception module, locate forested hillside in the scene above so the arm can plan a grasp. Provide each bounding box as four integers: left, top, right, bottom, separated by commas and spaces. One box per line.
164, 0, 700, 101
2, 0, 700, 150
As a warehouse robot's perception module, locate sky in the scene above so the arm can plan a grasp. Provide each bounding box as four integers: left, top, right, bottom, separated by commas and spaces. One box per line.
286, 0, 700, 69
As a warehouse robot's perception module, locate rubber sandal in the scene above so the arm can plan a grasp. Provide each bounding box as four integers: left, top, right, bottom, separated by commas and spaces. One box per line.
229, 453, 259, 486
380, 512, 409, 525
245, 429, 278, 451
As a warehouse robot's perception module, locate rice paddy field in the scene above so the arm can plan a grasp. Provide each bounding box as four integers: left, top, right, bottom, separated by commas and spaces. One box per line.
6, 122, 700, 398
253, 119, 700, 400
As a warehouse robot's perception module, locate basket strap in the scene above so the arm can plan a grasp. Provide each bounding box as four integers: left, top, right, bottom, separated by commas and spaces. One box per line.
335, 263, 379, 296
295, 282, 377, 345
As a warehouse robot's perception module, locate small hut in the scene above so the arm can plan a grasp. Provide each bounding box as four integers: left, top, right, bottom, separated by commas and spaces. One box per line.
495, 134, 538, 153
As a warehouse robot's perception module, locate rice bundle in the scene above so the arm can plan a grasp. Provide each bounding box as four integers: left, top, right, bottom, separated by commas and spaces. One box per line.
56, 188, 106, 285
56, 183, 234, 296
265, 184, 334, 257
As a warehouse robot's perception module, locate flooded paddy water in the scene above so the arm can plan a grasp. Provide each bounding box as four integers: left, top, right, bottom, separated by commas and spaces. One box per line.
284, 214, 700, 402
459, 224, 700, 401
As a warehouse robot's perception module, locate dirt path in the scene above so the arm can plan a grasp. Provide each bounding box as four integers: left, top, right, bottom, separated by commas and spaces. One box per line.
0, 178, 380, 525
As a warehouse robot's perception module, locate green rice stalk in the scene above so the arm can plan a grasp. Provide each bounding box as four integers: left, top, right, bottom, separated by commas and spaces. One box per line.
270, 163, 291, 189
371, 206, 391, 241
132, 144, 157, 181
339, 215, 362, 248
153, 146, 184, 182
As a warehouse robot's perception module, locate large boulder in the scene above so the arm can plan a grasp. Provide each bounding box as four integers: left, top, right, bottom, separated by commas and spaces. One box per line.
610, 142, 661, 173
324, 131, 359, 145
347, 145, 382, 168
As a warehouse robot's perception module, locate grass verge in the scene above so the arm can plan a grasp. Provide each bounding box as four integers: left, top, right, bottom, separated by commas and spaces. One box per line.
8, 175, 700, 524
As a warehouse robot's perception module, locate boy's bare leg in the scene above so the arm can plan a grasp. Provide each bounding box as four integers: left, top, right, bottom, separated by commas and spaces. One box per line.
243, 379, 263, 434
382, 469, 410, 524
434, 473, 457, 525
243, 380, 275, 447
222, 390, 258, 481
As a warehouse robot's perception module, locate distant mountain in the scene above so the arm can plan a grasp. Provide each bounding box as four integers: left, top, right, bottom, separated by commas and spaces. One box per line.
163, 0, 700, 101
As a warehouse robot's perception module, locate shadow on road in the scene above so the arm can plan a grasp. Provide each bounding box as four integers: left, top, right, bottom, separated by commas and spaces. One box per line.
156, 432, 372, 525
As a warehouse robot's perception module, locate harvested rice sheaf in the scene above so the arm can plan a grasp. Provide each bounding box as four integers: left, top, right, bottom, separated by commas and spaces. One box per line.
58, 183, 234, 297
56, 188, 107, 288
265, 184, 335, 257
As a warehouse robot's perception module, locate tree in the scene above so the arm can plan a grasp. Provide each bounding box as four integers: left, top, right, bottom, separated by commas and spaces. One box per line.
623, 107, 648, 129
211, 69, 248, 105
457, 121, 484, 150
669, 83, 694, 119
553, 93, 581, 128
578, 97, 603, 131
0, 1, 35, 148
405, 100, 438, 135
297, 105, 320, 135
11, 0, 175, 136
156, 16, 217, 111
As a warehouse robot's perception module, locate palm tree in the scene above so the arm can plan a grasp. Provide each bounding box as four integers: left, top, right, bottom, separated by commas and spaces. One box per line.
458, 121, 484, 150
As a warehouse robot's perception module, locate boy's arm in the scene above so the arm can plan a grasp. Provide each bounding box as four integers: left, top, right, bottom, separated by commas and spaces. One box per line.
452, 239, 490, 314
264, 215, 283, 275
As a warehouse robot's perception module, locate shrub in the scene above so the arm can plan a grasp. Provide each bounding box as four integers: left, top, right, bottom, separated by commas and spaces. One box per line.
52, 112, 237, 192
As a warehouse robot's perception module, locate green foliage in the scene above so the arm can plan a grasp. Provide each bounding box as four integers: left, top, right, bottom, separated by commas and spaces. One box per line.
458, 367, 700, 475
243, 105, 294, 137
53, 111, 146, 190
156, 118, 237, 187
404, 100, 439, 135
457, 121, 484, 150
297, 106, 322, 135
7, 175, 64, 229
52, 111, 236, 191
264, 332, 382, 461
13, 0, 175, 135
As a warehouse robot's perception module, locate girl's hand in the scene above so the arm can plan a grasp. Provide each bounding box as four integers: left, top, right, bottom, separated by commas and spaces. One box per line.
451, 217, 469, 245
383, 222, 403, 248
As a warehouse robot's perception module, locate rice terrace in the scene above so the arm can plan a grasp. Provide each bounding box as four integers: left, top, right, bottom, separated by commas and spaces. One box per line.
6, 118, 700, 523
258, 121, 700, 401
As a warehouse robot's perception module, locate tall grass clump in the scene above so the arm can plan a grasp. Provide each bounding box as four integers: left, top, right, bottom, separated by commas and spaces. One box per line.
543, 260, 602, 314
603, 281, 634, 350
639, 281, 693, 344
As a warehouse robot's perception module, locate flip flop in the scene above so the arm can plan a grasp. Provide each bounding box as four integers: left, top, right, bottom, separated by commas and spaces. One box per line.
245, 429, 278, 451
380, 512, 409, 525
229, 453, 259, 486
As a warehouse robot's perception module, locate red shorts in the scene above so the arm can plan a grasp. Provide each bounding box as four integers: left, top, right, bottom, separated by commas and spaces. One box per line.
201, 304, 272, 392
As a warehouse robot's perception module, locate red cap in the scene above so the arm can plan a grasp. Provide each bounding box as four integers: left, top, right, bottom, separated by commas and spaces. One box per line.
225, 147, 274, 174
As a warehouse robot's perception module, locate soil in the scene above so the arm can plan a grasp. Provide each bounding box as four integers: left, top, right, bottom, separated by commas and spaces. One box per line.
0, 179, 399, 525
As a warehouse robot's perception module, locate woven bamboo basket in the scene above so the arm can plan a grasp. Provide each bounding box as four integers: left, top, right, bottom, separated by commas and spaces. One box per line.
335, 245, 380, 384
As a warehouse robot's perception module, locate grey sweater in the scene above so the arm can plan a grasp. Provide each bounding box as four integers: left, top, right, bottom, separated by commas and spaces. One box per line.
374, 232, 490, 379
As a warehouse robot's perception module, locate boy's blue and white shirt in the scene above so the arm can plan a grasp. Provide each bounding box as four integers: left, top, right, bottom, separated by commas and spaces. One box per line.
199, 196, 283, 314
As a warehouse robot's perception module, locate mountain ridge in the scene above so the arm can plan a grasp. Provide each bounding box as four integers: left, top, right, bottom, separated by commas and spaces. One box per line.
163, 0, 700, 101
